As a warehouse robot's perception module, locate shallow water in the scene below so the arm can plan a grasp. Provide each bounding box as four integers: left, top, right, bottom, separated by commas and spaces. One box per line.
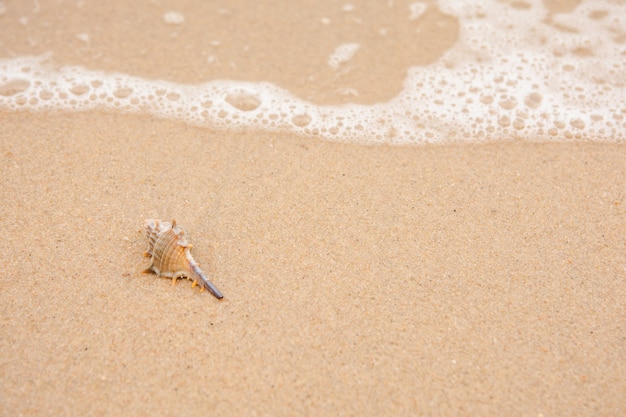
1, 0, 624, 144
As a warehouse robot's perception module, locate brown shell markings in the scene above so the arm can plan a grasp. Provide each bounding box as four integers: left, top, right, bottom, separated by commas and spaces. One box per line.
143, 219, 223, 299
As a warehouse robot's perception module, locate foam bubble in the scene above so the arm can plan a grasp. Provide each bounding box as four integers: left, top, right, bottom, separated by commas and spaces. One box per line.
342, 4, 355, 13
224, 89, 262, 112
292, 114, 312, 127
409, 2, 427, 21
0, 0, 624, 144
163, 12, 185, 25
328, 43, 361, 71
0, 79, 30, 96
76, 33, 90, 43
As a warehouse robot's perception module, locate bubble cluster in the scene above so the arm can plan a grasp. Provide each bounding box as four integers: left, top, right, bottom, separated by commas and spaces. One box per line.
0, 0, 624, 144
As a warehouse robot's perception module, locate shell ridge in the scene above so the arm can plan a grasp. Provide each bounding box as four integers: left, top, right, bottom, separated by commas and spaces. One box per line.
160, 230, 183, 275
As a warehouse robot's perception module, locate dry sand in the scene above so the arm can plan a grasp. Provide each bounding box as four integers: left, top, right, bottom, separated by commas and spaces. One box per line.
1, 112, 625, 415
1, 0, 626, 416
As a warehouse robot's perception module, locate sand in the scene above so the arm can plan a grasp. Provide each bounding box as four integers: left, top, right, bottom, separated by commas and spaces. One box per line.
1, 1, 626, 416
1, 111, 624, 415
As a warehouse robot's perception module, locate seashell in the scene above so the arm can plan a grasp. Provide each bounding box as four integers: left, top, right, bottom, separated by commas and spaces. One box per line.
143, 219, 223, 299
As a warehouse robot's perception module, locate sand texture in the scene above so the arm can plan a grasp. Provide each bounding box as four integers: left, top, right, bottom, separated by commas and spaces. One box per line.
1, 112, 625, 415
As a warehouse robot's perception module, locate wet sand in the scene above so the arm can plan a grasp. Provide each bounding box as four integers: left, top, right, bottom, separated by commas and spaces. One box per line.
0, 0, 456, 105
1, 111, 625, 415
1, 0, 626, 415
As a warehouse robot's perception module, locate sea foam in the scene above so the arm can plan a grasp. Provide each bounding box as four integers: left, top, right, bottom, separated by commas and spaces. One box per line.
0, 0, 624, 144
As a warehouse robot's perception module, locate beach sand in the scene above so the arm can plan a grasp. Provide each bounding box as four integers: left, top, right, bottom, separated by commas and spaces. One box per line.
1, 112, 625, 415
1, 1, 625, 416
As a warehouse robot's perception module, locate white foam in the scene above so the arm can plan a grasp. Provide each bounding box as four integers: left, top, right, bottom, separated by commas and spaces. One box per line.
0, 0, 624, 144
328, 43, 361, 71
76, 33, 90, 43
408, 2, 427, 21
163, 12, 185, 25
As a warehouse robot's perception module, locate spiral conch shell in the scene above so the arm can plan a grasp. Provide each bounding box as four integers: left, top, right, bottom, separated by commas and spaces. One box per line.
143, 219, 223, 299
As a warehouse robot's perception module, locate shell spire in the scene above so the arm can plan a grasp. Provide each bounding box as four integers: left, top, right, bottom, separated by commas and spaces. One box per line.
143, 219, 223, 299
